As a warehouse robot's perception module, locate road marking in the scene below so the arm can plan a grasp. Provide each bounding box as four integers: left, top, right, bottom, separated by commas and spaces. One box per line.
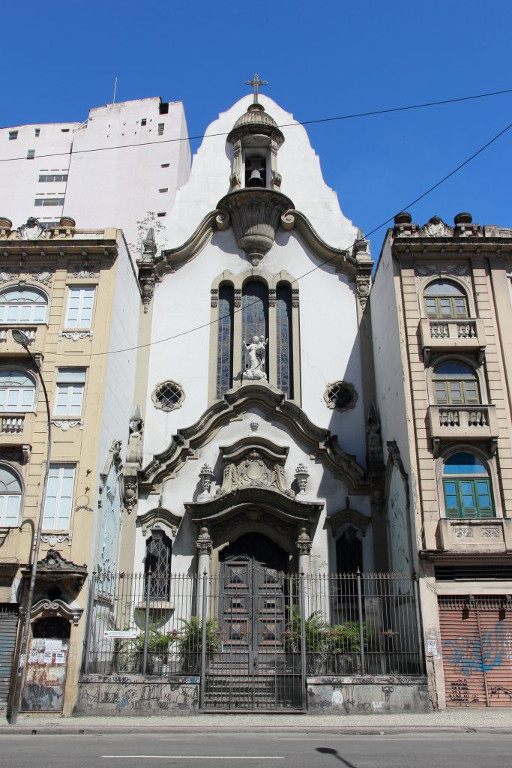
103, 757, 284, 760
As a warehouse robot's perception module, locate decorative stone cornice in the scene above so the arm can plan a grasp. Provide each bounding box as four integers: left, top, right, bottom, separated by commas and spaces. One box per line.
140, 385, 368, 493
23, 549, 88, 590
154, 210, 230, 277
137, 507, 181, 535
186, 485, 322, 528
31, 597, 83, 625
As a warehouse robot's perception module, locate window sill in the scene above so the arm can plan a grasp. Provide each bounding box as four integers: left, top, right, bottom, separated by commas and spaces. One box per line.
51, 418, 83, 431
58, 330, 93, 341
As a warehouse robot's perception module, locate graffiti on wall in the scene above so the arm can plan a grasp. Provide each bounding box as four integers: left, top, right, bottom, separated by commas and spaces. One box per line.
443, 622, 509, 675
77, 676, 199, 714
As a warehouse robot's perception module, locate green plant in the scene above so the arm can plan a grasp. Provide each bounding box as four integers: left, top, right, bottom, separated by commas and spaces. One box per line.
326, 621, 362, 653
282, 608, 329, 653
134, 627, 173, 655
174, 616, 221, 656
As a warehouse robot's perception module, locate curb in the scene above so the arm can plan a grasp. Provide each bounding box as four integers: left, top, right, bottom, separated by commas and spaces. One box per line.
1, 725, 512, 736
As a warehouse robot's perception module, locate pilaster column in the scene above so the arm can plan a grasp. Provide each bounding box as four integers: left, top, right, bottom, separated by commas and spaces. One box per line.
196, 526, 213, 617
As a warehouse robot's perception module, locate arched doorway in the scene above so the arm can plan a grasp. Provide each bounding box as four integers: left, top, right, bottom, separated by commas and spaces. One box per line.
210, 533, 302, 709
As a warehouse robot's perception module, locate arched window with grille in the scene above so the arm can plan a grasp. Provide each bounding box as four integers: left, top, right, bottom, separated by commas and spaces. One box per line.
433, 361, 480, 405
443, 452, 494, 519
0, 465, 22, 527
423, 280, 469, 319
216, 284, 234, 398
0, 286, 48, 324
276, 284, 293, 399
336, 526, 363, 601
145, 526, 173, 599
0, 370, 36, 412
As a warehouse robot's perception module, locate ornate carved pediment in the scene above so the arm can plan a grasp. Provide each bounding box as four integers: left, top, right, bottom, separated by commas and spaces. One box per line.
219, 437, 291, 496
140, 385, 368, 494
137, 507, 182, 535
418, 216, 453, 238
31, 597, 83, 626
23, 549, 87, 590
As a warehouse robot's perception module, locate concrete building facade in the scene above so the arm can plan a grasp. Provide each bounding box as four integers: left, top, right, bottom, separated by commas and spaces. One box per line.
371, 211, 512, 709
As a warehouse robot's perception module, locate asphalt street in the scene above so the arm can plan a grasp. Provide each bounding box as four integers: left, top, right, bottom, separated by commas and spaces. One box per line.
1, 732, 511, 768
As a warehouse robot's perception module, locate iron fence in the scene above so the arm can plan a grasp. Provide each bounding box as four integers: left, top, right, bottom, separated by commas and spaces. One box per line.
82, 571, 423, 682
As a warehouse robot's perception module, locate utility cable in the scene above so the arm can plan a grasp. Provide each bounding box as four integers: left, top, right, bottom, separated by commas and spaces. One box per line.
1, 87, 512, 163
88, 115, 512, 357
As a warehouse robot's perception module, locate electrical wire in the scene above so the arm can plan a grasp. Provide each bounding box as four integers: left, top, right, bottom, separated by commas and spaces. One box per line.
88, 116, 512, 357
2, 87, 512, 163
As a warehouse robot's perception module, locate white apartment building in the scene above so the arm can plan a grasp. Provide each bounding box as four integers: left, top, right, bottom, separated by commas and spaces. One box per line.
0, 97, 191, 254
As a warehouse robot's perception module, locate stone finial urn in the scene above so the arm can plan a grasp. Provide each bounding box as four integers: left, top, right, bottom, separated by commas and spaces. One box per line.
217, 188, 293, 266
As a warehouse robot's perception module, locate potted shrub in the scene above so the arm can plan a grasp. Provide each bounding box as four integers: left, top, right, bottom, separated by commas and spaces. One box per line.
174, 616, 221, 674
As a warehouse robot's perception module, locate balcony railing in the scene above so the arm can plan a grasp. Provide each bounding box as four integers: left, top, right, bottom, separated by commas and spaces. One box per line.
419, 318, 486, 363
0, 415, 25, 434
428, 404, 498, 453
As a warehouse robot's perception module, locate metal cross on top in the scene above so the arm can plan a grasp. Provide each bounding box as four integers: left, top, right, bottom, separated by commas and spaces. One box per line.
245, 74, 268, 104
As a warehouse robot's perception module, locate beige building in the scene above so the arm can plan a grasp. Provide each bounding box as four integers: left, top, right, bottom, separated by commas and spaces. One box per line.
371, 211, 512, 708
0, 215, 140, 716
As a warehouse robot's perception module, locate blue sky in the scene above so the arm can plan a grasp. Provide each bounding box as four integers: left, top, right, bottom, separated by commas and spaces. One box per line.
4, 0, 511, 253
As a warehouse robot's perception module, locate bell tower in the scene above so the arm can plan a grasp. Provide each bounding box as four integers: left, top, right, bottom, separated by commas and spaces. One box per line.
217, 75, 293, 266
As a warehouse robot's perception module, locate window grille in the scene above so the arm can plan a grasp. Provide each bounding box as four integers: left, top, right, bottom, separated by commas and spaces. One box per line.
153, 381, 184, 412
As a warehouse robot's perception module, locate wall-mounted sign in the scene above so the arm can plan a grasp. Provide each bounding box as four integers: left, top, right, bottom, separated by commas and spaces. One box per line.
103, 630, 138, 639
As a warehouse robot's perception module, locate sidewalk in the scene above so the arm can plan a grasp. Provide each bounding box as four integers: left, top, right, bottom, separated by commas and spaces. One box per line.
1, 708, 512, 735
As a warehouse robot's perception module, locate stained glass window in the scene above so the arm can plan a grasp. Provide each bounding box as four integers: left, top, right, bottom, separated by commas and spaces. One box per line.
276, 285, 293, 398
216, 285, 234, 398
242, 281, 267, 374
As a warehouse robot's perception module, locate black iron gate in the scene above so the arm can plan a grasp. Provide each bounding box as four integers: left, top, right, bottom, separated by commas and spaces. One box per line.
204, 557, 304, 710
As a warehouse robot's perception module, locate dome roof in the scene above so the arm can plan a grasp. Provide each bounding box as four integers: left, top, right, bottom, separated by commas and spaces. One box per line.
227, 103, 284, 145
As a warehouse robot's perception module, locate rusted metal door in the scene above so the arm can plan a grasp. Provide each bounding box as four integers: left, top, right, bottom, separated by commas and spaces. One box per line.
0, 605, 19, 712
439, 596, 512, 707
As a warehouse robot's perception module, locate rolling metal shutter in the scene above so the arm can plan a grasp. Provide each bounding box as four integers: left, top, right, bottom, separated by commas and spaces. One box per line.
0, 605, 19, 711
439, 596, 512, 707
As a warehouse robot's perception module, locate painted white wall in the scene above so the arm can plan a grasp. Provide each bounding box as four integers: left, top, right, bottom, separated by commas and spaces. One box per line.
0, 97, 191, 260
0, 123, 77, 227
370, 235, 412, 474
163, 96, 359, 250
64, 98, 190, 250
89, 236, 141, 566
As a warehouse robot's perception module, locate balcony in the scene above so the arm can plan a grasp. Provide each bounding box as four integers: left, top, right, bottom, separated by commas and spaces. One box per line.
420, 318, 486, 363
0, 412, 34, 459
438, 518, 512, 552
428, 404, 498, 454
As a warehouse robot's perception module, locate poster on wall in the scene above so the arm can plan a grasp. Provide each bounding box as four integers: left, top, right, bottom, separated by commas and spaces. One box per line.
21, 638, 69, 712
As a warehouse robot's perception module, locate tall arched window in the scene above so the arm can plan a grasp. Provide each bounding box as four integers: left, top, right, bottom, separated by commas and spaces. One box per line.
0, 465, 22, 526
424, 280, 468, 319
433, 361, 480, 405
276, 285, 293, 399
443, 452, 494, 519
0, 370, 36, 412
336, 527, 363, 600
216, 285, 234, 399
242, 281, 268, 374
145, 527, 173, 599
0, 286, 48, 324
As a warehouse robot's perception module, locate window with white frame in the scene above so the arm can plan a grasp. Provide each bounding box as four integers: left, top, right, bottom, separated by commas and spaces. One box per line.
42, 464, 75, 529
65, 287, 95, 328
54, 369, 86, 416
0, 465, 22, 526
0, 370, 36, 412
0, 286, 48, 324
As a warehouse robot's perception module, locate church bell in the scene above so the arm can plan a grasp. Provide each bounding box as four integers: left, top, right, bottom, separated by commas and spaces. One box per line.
246, 157, 266, 187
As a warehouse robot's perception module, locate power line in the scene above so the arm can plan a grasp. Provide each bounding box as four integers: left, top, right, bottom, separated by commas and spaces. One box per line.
91, 115, 512, 357
2, 87, 512, 164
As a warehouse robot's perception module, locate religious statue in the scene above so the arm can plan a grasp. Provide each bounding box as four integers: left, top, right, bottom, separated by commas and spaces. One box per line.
243, 336, 268, 380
